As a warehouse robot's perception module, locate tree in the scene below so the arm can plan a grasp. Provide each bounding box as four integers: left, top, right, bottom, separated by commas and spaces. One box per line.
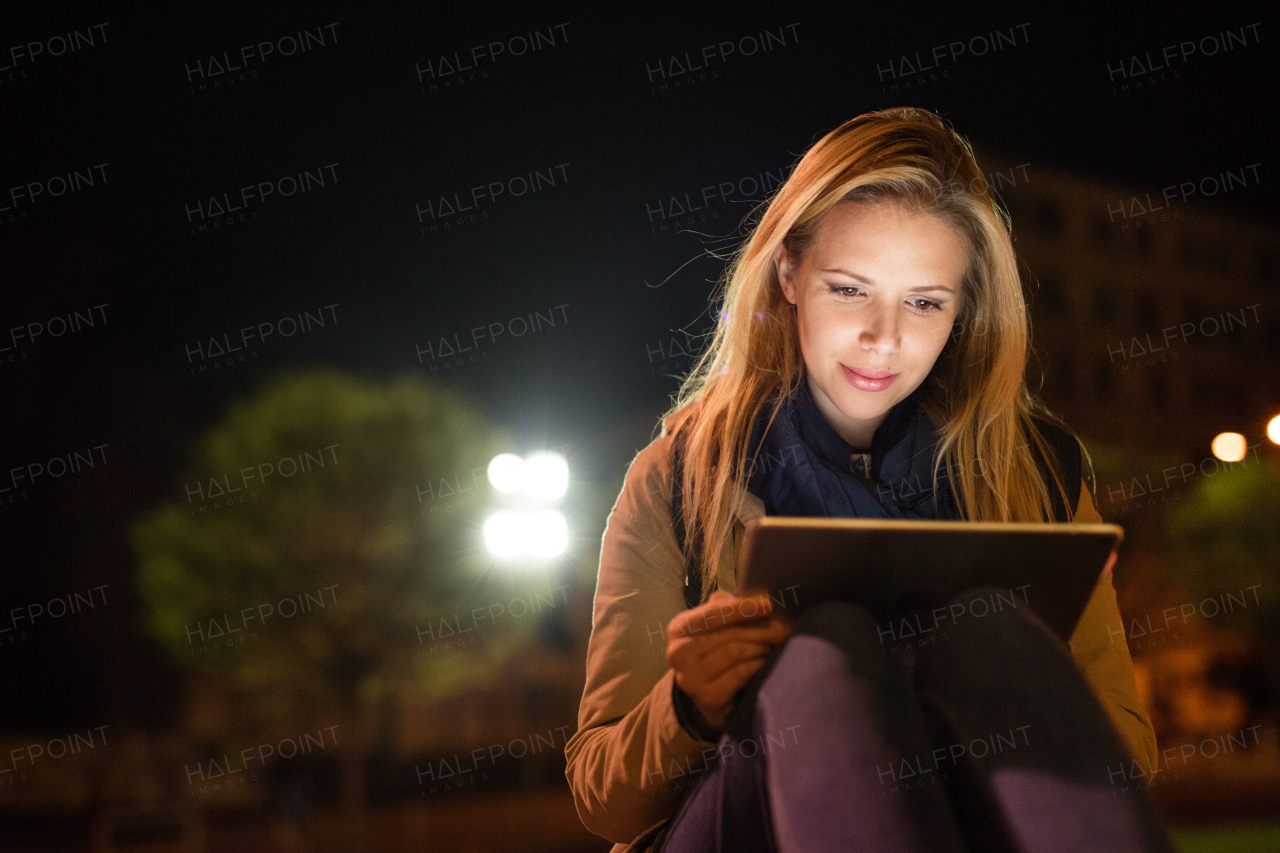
1165, 450, 1280, 718
1166, 451, 1280, 633
133, 370, 537, 848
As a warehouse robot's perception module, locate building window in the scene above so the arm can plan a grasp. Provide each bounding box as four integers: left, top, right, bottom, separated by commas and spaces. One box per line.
1037, 199, 1064, 238
1150, 370, 1168, 406
1134, 225, 1153, 257
1256, 248, 1275, 282
1138, 291, 1158, 331
1093, 358, 1115, 399
1091, 285, 1116, 323
1089, 213, 1114, 248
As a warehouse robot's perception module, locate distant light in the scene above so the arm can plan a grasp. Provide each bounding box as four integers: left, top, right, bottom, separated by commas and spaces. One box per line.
488, 454, 526, 494
526, 510, 568, 557
523, 451, 569, 501
1211, 432, 1247, 462
484, 511, 527, 557
484, 509, 567, 558
484, 451, 569, 559
1269, 415, 1280, 445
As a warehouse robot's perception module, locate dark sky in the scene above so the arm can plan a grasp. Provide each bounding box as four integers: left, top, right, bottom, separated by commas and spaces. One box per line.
0, 2, 1274, 727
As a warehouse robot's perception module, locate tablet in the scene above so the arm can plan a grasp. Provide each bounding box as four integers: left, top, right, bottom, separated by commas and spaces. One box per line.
737, 518, 1123, 643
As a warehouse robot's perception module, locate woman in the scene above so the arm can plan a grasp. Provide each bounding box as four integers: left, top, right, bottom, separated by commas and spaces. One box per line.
565, 108, 1169, 852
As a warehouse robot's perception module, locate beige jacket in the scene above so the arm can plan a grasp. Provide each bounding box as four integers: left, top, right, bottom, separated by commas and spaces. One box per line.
565, 418, 1158, 852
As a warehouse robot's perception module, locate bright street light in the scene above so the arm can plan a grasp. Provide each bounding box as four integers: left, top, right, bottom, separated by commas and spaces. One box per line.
523, 451, 569, 501
487, 453, 526, 494
483, 509, 568, 559
484, 450, 570, 559
487, 450, 568, 501
484, 511, 527, 557
1211, 432, 1247, 463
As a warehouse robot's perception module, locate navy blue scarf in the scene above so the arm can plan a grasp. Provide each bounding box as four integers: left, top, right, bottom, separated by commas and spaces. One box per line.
671, 381, 1080, 607
743, 380, 961, 521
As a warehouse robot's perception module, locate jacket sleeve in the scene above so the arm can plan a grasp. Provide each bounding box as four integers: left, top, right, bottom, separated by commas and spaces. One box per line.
1067, 480, 1160, 771
564, 434, 720, 844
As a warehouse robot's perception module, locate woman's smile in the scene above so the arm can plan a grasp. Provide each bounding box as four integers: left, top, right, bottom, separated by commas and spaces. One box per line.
841, 364, 898, 392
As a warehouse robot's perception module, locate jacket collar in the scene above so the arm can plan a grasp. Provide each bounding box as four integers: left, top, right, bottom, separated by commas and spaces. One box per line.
662, 408, 767, 531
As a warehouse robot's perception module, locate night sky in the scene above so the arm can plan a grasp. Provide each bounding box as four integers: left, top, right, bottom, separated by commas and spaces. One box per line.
1, 2, 1275, 730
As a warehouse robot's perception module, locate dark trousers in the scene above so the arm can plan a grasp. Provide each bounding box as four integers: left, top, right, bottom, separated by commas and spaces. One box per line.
656, 589, 1174, 853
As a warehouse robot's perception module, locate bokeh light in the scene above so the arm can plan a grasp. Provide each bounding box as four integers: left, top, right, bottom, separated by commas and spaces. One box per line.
1211, 432, 1247, 462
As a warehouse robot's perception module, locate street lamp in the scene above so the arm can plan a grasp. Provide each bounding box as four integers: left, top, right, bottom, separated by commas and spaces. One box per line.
1211, 432, 1247, 463
483, 451, 569, 559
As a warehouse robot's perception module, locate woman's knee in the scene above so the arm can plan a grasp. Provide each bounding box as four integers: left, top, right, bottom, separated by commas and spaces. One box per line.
792, 600, 881, 650
930, 585, 1055, 648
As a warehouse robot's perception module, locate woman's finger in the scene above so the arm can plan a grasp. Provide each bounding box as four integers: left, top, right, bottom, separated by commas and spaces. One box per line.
701, 657, 770, 706
678, 638, 774, 678
667, 618, 792, 667
667, 593, 776, 639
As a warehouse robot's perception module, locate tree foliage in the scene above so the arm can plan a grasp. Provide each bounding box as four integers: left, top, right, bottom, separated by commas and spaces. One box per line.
1166, 453, 1280, 639
133, 370, 534, 720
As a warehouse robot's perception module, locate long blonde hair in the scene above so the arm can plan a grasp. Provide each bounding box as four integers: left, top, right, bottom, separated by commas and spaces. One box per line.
662, 107, 1084, 602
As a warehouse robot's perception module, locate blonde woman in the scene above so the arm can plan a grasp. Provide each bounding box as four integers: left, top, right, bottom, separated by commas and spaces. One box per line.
565, 108, 1170, 853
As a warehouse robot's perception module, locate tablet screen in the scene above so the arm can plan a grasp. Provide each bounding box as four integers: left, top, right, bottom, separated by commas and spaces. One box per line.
738, 518, 1123, 643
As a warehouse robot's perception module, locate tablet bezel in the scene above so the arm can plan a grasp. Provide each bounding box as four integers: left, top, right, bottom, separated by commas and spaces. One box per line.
737, 517, 1124, 643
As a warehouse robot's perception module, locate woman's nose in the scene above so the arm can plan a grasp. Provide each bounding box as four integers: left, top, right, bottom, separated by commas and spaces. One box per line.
860, 300, 899, 354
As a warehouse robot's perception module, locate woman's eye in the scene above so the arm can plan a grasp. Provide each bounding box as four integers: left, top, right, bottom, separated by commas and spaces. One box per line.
828, 285, 862, 298
910, 298, 942, 312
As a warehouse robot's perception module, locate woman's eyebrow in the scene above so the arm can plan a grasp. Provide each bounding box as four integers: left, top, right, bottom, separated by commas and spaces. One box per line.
820, 267, 872, 283
820, 268, 955, 295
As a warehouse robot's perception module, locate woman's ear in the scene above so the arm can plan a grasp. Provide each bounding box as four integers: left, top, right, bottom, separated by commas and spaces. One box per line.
773, 242, 799, 304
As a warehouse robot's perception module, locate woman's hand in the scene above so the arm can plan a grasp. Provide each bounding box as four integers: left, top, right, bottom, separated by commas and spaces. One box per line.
666, 589, 794, 737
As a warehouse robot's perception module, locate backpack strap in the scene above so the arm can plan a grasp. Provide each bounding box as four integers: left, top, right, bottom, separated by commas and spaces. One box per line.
1028, 417, 1083, 522
669, 428, 703, 610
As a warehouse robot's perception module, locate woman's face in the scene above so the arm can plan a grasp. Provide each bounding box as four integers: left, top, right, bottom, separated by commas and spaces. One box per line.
774, 200, 968, 449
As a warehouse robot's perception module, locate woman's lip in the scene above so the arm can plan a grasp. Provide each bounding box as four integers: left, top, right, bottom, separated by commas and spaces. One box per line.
842, 364, 897, 392
843, 365, 896, 379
